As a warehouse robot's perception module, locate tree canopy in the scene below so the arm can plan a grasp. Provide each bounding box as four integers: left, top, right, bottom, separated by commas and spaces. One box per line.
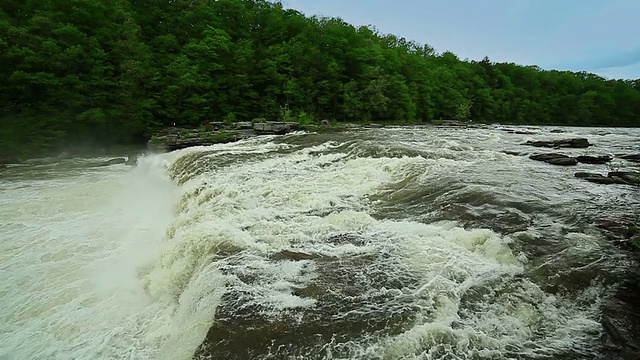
1, 0, 639, 156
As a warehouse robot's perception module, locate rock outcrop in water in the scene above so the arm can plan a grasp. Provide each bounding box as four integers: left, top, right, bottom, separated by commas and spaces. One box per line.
575, 171, 640, 186
147, 127, 249, 152
576, 155, 613, 164
523, 138, 592, 148
148, 122, 301, 151
594, 219, 640, 359
100, 157, 127, 166
528, 153, 613, 166
529, 153, 578, 166
621, 154, 640, 163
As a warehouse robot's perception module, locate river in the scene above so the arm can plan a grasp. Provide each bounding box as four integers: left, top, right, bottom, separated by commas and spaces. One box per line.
0, 125, 638, 359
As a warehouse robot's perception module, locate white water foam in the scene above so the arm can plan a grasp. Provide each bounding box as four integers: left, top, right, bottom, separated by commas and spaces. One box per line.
146, 138, 604, 359
1, 132, 614, 359
0, 155, 191, 359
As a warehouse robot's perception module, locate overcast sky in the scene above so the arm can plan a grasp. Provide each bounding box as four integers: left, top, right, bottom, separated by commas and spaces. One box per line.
282, 0, 640, 80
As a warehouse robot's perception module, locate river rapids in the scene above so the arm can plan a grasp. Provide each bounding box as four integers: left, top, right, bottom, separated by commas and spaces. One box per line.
1, 125, 638, 359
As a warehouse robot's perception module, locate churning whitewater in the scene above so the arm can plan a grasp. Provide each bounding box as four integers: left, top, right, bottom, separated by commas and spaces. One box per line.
1, 126, 637, 359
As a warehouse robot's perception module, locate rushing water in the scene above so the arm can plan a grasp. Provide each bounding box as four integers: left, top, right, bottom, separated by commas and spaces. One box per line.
0, 126, 638, 360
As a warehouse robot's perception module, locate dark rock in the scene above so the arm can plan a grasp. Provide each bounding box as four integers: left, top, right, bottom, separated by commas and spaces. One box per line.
550, 129, 565, 133
100, 158, 126, 166
601, 280, 640, 359
529, 153, 577, 165
575, 172, 604, 178
523, 138, 592, 148
621, 154, 640, 163
546, 157, 578, 166
529, 153, 569, 161
584, 176, 626, 185
608, 171, 640, 178
607, 172, 640, 185
595, 219, 630, 235
514, 130, 537, 135
576, 155, 612, 164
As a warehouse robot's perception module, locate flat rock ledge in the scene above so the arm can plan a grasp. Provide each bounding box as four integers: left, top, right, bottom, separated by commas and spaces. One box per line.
148, 122, 300, 152
528, 153, 615, 166
524, 138, 592, 148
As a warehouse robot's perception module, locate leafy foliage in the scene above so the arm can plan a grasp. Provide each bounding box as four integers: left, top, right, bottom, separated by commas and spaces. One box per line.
1, 0, 639, 156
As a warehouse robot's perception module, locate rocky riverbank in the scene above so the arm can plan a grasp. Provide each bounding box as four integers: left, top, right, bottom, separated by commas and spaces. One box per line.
516, 136, 640, 358
147, 121, 301, 152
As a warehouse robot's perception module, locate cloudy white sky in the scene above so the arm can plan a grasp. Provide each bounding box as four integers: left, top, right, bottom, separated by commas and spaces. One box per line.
283, 0, 640, 80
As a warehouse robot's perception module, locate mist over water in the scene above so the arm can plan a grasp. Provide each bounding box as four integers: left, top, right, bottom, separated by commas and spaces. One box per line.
0, 126, 638, 359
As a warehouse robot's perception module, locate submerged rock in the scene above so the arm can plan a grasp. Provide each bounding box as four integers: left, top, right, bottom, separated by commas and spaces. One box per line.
195, 238, 419, 359
524, 138, 592, 148
584, 176, 627, 185
621, 154, 640, 163
546, 157, 578, 166
609, 172, 640, 185
575, 172, 604, 178
601, 271, 640, 359
25, 157, 57, 165
100, 158, 126, 166
529, 153, 569, 161
269, 250, 323, 261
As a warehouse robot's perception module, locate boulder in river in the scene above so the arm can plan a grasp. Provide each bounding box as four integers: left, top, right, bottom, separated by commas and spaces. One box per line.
523, 138, 592, 148
609, 172, 640, 185
576, 155, 612, 164
546, 157, 578, 166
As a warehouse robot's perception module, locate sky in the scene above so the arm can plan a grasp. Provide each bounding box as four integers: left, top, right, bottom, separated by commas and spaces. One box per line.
282, 0, 640, 80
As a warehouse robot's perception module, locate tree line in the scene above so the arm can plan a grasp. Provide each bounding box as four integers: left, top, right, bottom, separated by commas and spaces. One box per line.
1, 0, 639, 157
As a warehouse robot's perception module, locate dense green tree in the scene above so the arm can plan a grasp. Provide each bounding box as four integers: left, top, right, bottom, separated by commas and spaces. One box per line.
1, 0, 639, 157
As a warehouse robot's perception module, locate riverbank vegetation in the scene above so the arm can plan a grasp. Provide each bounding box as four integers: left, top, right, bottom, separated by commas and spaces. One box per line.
2, 0, 640, 157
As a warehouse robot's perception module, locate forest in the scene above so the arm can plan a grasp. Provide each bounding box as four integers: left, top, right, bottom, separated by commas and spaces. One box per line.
2, 0, 640, 157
